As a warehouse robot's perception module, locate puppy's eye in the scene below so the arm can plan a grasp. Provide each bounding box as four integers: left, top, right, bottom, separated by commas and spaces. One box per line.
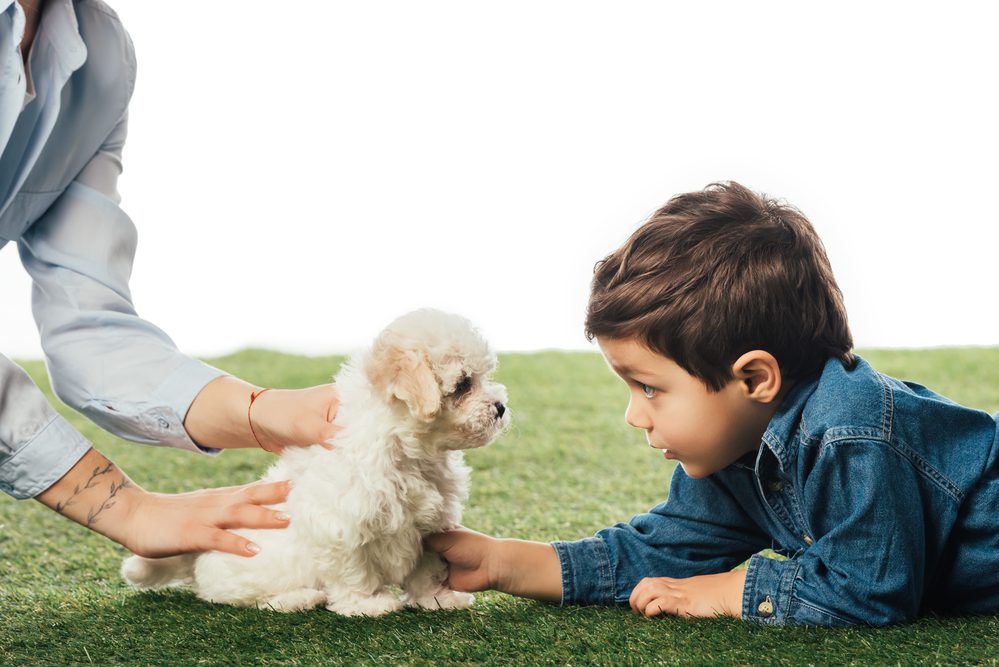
453, 375, 472, 396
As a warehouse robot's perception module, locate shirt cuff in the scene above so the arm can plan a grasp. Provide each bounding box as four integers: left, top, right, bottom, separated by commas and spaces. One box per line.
742, 553, 800, 625
0, 416, 92, 499
149, 357, 228, 455
551, 537, 616, 606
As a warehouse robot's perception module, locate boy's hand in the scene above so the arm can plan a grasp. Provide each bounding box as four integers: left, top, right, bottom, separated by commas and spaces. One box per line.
424, 527, 498, 592
629, 570, 747, 619
426, 528, 563, 602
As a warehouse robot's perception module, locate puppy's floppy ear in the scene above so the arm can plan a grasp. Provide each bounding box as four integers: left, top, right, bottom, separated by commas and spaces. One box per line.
365, 334, 442, 422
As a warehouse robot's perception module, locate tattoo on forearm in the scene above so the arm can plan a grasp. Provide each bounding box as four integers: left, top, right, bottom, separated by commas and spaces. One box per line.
86, 478, 131, 526
54, 463, 113, 513
53, 462, 132, 525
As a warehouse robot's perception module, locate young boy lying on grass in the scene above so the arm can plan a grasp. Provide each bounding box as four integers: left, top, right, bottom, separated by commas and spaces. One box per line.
427, 181, 999, 626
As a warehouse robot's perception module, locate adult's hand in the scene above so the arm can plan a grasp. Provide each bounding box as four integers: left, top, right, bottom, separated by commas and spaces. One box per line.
248, 384, 342, 453
185, 376, 341, 452
35, 447, 293, 558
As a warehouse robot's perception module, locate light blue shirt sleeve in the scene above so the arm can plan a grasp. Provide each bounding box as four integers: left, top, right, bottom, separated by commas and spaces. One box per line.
0, 354, 92, 499
15, 109, 227, 458
0, 0, 228, 500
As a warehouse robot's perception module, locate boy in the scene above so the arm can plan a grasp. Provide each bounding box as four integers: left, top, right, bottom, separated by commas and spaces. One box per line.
426, 181, 999, 626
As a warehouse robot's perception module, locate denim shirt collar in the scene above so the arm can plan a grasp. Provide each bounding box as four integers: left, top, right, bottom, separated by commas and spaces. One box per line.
753, 371, 823, 474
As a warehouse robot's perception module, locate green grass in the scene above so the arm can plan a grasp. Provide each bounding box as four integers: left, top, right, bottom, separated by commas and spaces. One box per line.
2, 348, 999, 666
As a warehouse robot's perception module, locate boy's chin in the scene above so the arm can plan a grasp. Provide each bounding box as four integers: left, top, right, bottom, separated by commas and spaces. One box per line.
677, 462, 717, 479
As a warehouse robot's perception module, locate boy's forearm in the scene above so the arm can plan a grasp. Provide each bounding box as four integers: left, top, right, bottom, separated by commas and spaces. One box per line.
494, 539, 563, 603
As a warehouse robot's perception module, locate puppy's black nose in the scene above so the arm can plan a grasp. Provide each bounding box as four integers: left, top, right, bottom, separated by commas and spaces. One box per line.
494, 402, 506, 419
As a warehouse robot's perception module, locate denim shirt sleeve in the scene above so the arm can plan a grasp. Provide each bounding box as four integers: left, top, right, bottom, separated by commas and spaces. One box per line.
742, 438, 927, 626
16, 111, 225, 456
553, 464, 770, 606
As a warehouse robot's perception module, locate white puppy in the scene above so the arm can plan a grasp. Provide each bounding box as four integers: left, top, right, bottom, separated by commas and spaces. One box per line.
121, 309, 509, 616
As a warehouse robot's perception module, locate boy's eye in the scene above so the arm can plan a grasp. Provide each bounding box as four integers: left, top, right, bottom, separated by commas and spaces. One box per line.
637, 382, 657, 399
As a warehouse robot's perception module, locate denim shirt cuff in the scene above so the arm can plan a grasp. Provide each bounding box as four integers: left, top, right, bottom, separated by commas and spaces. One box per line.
150, 359, 227, 455
551, 537, 615, 606
742, 553, 799, 624
0, 416, 92, 499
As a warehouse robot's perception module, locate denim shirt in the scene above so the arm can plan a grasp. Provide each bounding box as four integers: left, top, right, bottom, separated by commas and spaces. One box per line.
0, 0, 224, 499
553, 355, 999, 626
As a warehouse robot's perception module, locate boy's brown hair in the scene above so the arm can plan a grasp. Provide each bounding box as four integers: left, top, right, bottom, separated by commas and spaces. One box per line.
586, 181, 855, 391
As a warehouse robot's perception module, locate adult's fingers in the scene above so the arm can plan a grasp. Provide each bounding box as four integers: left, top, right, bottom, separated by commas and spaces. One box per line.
216, 502, 291, 530
319, 422, 343, 448
202, 527, 262, 558
196, 478, 287, 497
241, 479, 292, 505
320, 385, 341, 422
311, 419, 341, 450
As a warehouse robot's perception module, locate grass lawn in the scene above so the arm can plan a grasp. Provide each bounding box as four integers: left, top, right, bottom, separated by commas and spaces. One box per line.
2, 348, 999, 666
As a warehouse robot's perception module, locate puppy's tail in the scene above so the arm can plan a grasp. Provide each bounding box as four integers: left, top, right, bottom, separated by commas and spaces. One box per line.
121, 554, 196, 591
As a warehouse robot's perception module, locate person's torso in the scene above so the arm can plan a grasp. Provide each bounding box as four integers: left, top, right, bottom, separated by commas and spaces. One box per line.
0, 0, 134, 244
719, 355, 999, 614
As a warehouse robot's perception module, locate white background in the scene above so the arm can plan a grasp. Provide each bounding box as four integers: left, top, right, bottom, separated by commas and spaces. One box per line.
2, 1, 997, 359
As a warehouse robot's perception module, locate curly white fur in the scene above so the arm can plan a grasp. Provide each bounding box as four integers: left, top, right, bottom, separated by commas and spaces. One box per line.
121, 309, 509, 616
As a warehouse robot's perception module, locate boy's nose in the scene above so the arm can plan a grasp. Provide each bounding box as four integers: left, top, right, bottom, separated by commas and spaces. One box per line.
625, 397, 652, 430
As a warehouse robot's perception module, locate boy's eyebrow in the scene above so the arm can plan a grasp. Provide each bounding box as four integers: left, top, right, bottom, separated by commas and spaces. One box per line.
611, 363, 652, 377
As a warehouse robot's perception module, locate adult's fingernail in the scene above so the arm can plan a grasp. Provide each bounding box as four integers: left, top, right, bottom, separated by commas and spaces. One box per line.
247, 542, 261, 554
275, 512, 291, 521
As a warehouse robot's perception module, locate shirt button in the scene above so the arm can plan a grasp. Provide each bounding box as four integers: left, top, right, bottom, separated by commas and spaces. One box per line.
757, 596, 774, 616
803, 534, 814, 545
767, 479, 784, 493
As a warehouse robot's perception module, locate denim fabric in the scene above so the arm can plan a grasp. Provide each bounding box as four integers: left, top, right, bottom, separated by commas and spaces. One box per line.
553, 355, 999, 626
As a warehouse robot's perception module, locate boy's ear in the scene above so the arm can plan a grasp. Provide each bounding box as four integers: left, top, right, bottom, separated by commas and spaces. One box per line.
731, 351, 782, 403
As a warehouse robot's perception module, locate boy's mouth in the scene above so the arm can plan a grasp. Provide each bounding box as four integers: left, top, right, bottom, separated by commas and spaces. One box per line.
648, 439, 676, 459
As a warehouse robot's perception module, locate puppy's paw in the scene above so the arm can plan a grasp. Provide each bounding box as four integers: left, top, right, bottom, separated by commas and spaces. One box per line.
326, 590, 403, 617
407, 588, 475, 611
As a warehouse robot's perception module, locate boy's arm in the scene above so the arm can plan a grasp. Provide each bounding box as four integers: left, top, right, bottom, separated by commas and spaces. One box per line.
494, 539, 564, 602
739, 438, 929, 627
428, 466, 769, 610
426, 528, 562, 602
428, 528, 751, 617
551, 465, 769, 608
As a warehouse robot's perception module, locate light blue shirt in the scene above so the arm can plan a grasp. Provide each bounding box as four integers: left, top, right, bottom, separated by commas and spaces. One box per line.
0, 0, 224, 500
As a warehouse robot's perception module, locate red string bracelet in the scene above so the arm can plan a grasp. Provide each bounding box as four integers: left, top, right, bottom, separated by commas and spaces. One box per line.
248, 388, 273, 450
